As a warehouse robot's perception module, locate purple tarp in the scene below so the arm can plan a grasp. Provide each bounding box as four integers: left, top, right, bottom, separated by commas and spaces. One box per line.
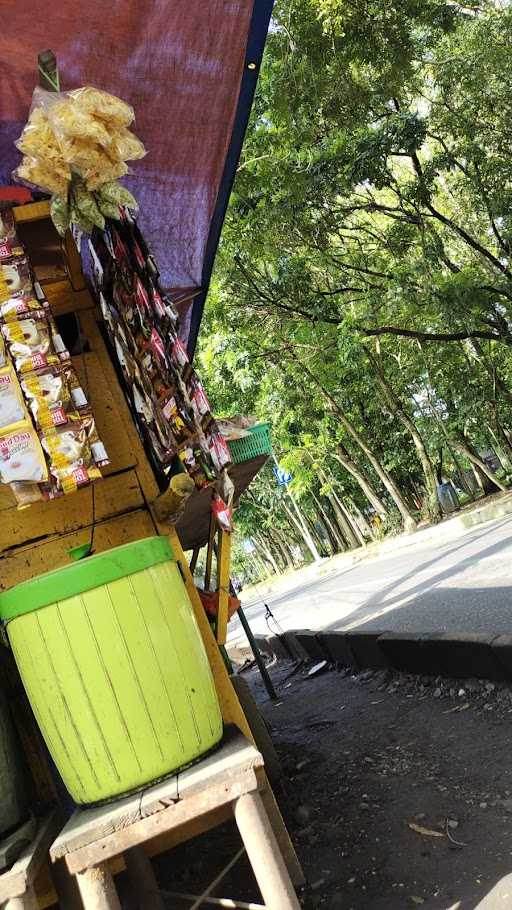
0, 0, 255, 293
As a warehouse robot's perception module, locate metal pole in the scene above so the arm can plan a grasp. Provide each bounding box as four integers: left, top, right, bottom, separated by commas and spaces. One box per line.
237, 604, 278, 702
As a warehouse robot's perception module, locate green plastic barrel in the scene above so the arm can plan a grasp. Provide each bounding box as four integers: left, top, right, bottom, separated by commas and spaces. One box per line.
0, 537, 223, 805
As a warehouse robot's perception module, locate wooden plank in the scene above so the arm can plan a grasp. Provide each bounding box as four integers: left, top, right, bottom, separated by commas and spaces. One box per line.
51, 776, 179, 862
0, 509, 157, 589
175, 455, 268, 551
216, 529, 231, 645
73, 351, 137, 477
44, 283, 92, 317
164, 528, 252, 739
0, 813, 59, 902
177, 729, 262, 801
13, 202, 51, 225
52, 732, 259, 862
63, 230, 86, 291
65, 771, 259, 875
0, 471, 144, 554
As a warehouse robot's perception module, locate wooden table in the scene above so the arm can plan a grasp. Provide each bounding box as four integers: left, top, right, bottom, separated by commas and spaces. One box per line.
50, 729, 301, 910
0, 815, 58, 910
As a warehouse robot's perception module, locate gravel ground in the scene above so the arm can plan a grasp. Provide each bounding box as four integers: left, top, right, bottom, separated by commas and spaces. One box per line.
124, 660, 512, 910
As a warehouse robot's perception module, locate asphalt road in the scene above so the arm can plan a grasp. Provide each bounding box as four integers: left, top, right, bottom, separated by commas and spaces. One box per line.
230, 513, 512, 643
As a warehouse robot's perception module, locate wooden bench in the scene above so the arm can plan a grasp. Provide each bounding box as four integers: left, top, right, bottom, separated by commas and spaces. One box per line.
0, 815, 59, 910
50, 729, 302, 910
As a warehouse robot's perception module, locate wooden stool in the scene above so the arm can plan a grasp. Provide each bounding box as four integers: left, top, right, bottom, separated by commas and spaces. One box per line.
50, 729, 302, 910
0, 814, 58, 909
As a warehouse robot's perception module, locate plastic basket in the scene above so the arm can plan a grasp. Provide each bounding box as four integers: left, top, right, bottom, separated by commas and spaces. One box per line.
228, 423, 272, 464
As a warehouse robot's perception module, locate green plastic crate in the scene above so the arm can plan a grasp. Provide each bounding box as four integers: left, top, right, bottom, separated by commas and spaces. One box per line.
228, 423, 272, 464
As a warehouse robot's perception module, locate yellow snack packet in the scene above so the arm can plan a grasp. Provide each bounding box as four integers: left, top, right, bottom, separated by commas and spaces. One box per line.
69, 87, 134, 127
0, 367, 28, 429
50, 98, 111, 147
0, 424, 48, 484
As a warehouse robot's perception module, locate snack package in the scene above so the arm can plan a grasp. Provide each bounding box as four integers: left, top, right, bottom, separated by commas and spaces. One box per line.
16, 155, 70, 196
207, 426, 233, 473
2, 315, 69, 373
0, 209, 17, 244
21, 365, 88, 429
0, 210, 23, 262
0, 425, 48, 483
69, 87, 134, 128
0, 295, 49, 322
0, 335, 6, 369
10, 481, 46, 508
41, 417, 108, 494
0, 367, 28, 428
0, 257, 34, 301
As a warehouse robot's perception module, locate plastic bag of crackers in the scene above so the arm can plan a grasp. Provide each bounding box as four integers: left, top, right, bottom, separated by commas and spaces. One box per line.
14, 86, 144, 234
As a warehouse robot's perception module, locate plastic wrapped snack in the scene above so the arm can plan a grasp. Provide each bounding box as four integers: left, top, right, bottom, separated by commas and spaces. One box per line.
2, 315, 68, 373
49, 97, 112, 146
69, 87, 134, 127
16, 107, 63, 161
21, 365, 87, 429
0, 209, 17, 243
0, 295, 48, 322
41, 416, 108, 494
110, 128, 146, 161
0, 425, 48, 483
0, 257, 34, 301
0, 367, 28, 428
16, 155, 70, 195
83, 160, 129, 191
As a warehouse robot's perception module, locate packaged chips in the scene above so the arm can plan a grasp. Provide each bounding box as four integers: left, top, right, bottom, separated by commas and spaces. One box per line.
0, 426, 47, 484
14, 85, 144, 233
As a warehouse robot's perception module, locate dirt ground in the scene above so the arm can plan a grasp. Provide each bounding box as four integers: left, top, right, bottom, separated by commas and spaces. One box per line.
143, 661, 512, 910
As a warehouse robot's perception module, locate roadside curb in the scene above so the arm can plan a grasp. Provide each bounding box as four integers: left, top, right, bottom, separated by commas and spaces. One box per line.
247, 627, 512, 682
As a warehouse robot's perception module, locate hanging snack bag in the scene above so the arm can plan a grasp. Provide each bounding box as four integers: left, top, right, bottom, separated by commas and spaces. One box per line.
0, 295, 49, 322
41, 417, 108, 495
3, 315, 69, 373
0, 210, 23, 262
0, 425, 47, 484
0, 257, 33, 301
21, 365, 88, 430
0, 209, 17, 244
0, 367, 29, 429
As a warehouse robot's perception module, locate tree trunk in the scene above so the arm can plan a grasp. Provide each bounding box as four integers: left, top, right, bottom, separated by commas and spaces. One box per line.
282, 500, 322, 561
254, 533, 280, 574
370, 351, 442, 522
328, 492, 362, 547
455, 434, 506, 492
311, 492, 347, 552
289, 352, 416, 530
346, 496, 374, 543
334, 445, 388, 519
269, 530, 295, 570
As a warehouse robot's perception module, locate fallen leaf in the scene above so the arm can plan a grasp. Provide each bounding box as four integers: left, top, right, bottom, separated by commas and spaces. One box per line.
410, 898, 425, 905
408, 823, 445, 838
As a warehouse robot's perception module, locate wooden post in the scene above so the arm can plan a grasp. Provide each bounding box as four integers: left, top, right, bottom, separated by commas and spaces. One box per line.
168, 528, 252, 739
75, 865, 122, 910
216, 528, 231, 645
124, 846, 165, 910
234, 792, 301, 910
4, 887, 38, 910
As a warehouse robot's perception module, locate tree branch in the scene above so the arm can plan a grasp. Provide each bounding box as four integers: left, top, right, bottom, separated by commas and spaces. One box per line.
361, 325, 508, 344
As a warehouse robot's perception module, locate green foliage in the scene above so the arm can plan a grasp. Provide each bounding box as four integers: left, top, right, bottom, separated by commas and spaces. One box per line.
197, 0, 512, 576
